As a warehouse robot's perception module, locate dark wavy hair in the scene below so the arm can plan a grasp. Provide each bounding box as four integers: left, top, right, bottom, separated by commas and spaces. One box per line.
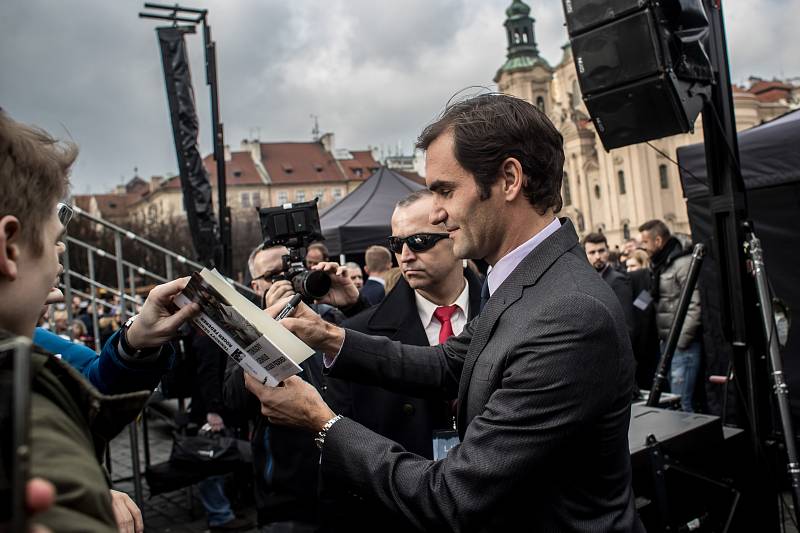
416, 93, 564, 215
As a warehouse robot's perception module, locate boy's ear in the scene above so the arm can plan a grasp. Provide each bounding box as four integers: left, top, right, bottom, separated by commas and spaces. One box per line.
0, 216, 21, 280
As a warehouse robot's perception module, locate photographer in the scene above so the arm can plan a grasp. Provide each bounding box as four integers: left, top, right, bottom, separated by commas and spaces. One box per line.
224, 243, 358, 532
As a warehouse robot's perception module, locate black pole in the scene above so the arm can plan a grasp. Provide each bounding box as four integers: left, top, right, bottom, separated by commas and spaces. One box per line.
701, 0, 778, 527
747, 229, 800, 523
201, 16, 232, 276
647, 243, 705, 407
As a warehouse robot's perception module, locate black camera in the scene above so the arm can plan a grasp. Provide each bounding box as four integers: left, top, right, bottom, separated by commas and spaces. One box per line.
258, 199, 331, 301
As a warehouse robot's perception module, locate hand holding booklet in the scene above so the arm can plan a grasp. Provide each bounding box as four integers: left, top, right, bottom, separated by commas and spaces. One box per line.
174, 268, 314, 386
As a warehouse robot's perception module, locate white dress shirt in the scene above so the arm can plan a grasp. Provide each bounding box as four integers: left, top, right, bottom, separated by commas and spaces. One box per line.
414, 280, 471, 346
486, 217, 561, 296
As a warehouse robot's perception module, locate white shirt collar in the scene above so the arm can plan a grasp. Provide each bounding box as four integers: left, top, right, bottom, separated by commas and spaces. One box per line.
415, 278, 470, 330
367, 275, 386, 287
487, 217, 561, 296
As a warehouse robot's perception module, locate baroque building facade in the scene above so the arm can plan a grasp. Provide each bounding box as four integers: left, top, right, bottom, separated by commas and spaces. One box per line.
494, 0, 795, 247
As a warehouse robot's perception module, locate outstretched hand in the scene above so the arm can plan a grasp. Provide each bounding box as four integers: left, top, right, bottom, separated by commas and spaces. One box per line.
267, 297, 345, 355
126, 277, 201, 350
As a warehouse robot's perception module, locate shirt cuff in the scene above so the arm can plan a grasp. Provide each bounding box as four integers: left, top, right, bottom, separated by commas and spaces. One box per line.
322, 330, 346, 368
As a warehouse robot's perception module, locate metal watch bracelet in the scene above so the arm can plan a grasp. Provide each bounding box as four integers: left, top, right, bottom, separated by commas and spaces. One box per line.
315, 414, 343, 449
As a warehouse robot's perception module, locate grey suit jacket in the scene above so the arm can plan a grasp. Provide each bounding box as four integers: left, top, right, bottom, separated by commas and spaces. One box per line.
323, 219, 642, 532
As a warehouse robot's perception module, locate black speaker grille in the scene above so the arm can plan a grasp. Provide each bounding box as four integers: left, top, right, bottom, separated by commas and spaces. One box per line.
563, 0, 648, 36
572, 10, 664, 96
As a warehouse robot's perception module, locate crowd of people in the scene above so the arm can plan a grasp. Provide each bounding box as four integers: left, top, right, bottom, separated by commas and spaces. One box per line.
1, 94, 710, 533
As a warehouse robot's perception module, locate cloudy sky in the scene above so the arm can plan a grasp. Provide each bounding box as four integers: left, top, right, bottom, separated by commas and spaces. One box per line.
1, 0, 797, 194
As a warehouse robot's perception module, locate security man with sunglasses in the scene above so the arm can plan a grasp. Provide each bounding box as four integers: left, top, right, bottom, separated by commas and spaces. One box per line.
344, 189, 483, 462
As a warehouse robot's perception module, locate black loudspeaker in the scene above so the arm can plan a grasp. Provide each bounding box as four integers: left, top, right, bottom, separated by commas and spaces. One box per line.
562, 0, 713, 150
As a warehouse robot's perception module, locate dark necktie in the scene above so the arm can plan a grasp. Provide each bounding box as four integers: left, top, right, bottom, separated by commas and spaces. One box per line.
479, 277, 490, 313
433, 305, 459, 344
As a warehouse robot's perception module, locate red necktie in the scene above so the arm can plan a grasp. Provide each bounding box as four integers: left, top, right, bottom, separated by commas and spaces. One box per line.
433, 305, 459, 344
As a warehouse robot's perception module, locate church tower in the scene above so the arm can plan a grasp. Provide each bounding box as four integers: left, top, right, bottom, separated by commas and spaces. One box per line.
494, 0, 553, 115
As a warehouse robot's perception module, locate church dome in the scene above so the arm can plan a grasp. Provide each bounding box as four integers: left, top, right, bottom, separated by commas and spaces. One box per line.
506, 0, 531, 19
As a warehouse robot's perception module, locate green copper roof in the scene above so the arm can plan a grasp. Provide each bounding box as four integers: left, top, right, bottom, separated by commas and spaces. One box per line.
498, 54, 552, 74
506, 0, 531, 19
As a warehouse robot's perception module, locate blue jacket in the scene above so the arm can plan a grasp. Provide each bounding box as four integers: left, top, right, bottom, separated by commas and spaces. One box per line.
33, 327, 174, 395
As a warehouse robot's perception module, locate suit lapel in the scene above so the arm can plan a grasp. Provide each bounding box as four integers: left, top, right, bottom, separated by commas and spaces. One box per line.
367, 278, 429, 345
456, 219, 580, 431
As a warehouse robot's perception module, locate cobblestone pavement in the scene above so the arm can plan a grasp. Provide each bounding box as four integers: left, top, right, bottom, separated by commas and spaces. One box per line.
109, 402, 258, 532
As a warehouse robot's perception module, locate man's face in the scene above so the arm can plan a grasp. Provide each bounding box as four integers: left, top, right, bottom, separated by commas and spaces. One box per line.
584, 241, 609, 271
639, 231, 662, 257
250, 246, 288, 298
347, 267, 363, 289
305, 248, 325, 268
1, 208, 66, 336
426, 131, 504, 263
391, 196, 461, 292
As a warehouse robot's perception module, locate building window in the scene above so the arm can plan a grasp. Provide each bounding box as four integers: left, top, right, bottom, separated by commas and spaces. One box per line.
241, 192, 250, 208
623, 223, 630, 240
563, 172, 572, 206
332, 188, 343, 201
659, 164, 669, 189
252, 191, 261, 207
536, 96, 545, 112
617, 170, 626, 195
594, 184, 601, 199
295, 190, 306, 202
314, 189, 324, 201
277, 191, 288, 204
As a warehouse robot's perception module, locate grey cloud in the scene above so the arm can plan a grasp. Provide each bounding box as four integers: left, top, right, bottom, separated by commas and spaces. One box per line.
0, 0, 794, 193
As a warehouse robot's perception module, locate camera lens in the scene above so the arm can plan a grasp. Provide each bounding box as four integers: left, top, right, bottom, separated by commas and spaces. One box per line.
292, 270, 331, 299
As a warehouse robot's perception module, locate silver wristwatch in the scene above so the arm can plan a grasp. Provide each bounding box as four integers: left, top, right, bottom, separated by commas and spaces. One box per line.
315, 414, 343, 449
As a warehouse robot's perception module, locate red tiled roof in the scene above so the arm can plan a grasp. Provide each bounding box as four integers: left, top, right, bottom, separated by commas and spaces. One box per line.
203, 151, 263, 186
748, 80, 793, 103
260, 142, 348, 184
339, 150, 380, 181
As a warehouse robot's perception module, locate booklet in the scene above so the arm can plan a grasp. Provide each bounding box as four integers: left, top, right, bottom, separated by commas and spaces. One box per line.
174, 268, 314, 386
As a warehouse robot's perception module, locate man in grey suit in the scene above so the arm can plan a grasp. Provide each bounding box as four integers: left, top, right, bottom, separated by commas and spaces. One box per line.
244, 94, 642, 532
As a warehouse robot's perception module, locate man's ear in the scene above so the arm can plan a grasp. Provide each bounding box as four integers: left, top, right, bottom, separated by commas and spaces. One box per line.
500, 157, 524, 201
0, 215, 21, 280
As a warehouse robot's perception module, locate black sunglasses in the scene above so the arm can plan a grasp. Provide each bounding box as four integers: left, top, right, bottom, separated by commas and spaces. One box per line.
387, 232, 449, 254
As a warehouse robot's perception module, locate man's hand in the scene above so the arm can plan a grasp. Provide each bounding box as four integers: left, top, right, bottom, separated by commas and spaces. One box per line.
244, 374, 335, 432
268, 298, 345, 355
311, 262, 359, 308
109, 489, 144, 533
125, 277, 200, 350
265, 279, 295, 308
206, 412, 225, 432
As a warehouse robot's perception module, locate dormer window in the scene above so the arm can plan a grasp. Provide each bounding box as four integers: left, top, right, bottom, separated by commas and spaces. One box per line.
282, 163, 294, 174
233, 170, 243, 178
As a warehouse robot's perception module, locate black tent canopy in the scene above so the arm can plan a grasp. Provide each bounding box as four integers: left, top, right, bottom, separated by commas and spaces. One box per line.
320, 167, 426, 256
677, 109, 800, 419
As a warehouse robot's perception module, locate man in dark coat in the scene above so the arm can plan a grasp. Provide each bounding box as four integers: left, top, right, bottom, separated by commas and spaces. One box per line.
359, 245, 393, 306
583, 232, 635, 336
344, 189, 483, 459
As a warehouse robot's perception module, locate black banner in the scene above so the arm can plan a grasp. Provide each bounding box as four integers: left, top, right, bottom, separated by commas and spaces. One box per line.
157, 26, 221, 267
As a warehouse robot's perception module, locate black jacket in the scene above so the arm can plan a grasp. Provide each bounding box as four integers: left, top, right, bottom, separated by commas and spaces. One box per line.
222, 304, 353, 528
359, 279, 385, 306
343, 269, 483, 458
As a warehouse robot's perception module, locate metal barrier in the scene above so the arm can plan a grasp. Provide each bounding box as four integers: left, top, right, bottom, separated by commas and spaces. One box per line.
60, 205, 256, 508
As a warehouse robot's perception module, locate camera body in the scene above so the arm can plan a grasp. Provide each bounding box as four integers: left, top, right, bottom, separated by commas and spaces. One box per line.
258, 199, 331, 301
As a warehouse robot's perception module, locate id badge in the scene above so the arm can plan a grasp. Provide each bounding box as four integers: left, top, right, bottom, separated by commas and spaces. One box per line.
633, 290, 653, 311
432, 429, 460, 460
